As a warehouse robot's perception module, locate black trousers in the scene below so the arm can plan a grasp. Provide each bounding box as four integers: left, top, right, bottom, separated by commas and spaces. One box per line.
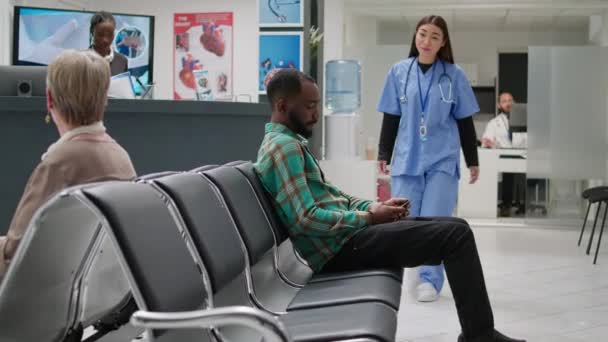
502, 173, 515, 207
502, 173, 526, 208
321, 217, 494, 340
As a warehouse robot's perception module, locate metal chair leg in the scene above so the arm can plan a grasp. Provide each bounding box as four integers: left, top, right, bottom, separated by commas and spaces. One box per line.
594, 201, 608, 264
579, 202, 592, 246
587, 202, 602, 255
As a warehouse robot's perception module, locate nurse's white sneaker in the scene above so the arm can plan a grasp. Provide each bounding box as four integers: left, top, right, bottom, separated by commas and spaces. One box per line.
416, 282, 439, 302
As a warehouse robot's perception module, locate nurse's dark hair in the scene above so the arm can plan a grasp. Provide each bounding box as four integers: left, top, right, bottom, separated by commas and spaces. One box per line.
90, 11, 116, 43
408, 15, 454, 64
266, 69, 316, 108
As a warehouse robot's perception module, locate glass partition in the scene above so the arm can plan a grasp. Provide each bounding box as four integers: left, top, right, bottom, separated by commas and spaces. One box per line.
526, 46, 608, 222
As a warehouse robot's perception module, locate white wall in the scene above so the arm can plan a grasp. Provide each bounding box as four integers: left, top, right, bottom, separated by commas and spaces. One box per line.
0, 1, 15, 65
377, 26, 589, 86
340, 15, 588, 158
323, 0, 344, 67
5, 0, 259, 100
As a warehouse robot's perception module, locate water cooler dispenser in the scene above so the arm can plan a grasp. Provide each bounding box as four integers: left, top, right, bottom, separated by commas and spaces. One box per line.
324, 60, 361, 160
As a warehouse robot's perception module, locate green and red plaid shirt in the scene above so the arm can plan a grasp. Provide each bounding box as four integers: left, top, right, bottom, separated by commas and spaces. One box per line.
254, 122, 372, 272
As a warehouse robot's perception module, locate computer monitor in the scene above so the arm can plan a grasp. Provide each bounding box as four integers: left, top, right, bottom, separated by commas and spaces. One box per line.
0, 65, 47, 97
12, 6, 154, 95
510, 103, 527, 132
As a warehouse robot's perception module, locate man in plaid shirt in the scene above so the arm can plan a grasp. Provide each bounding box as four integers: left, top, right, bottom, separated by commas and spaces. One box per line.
254, 69, 524, 342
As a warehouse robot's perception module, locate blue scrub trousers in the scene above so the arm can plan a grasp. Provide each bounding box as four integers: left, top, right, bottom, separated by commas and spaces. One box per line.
392, 170, 459, 293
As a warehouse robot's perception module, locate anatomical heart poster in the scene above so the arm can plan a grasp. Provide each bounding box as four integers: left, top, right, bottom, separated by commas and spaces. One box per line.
173, 12, 233, 100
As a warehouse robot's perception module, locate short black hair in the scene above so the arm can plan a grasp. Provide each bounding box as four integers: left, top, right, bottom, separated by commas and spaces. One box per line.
90, 11, 116, 37
498, 91, 513, 99
266, 69, 316, 107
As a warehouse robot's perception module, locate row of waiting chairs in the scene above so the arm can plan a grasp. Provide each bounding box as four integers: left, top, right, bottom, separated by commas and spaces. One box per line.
0, 162, 403, 342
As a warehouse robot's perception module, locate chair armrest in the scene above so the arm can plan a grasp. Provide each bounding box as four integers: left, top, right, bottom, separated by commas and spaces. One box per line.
130, 306, 291, 342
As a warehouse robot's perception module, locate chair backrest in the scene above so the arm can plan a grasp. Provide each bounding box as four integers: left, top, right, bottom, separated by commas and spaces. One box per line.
224, 160, 248, 166
144, 174, 268, 341
151, 173, 247, 292
0, 191, 118, 342
231, 162, 313, 286
77, 231, 133, 328
201, 166, 276, 264
81, 182, 213, 342
135, 171, 179, 182
232, 162, 290, 243
191, 165, 220, 173
82, 182, 207, 313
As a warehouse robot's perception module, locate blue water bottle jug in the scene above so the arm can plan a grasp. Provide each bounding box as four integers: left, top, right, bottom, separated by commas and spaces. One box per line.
325, 60, 361, 114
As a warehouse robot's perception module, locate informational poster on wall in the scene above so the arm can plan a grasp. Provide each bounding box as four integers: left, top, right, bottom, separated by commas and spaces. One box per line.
259, 32, 303, 94
173, 12, 233, 100
259, 0, 304, 27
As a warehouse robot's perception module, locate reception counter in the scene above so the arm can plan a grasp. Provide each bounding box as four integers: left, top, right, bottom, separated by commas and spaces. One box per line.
458, 148, 527, 219
0, 97, 270, 234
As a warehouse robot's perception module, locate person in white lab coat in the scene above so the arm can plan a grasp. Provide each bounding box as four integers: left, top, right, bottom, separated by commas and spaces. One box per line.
481, 92, 525, 216
482, 92, 513, 148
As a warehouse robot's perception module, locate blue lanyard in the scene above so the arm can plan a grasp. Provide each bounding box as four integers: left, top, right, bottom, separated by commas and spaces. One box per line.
416, 59, 436, 117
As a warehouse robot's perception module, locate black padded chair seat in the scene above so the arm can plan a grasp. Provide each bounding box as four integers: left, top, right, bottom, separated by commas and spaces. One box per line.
588, 189, 608, 202
288, 274, 402, 311
583, 186, 608, 201
281, 302, 397, 342
309, 268, 403, 284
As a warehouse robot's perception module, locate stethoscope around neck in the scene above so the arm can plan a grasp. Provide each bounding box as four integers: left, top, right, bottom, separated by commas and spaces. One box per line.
399, 57, 455, 104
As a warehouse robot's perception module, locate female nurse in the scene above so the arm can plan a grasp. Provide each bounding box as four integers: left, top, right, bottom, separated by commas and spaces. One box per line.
377, 15, 480, 302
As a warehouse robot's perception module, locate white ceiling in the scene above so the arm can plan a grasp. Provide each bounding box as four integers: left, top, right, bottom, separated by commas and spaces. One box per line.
344, 0, 608, 31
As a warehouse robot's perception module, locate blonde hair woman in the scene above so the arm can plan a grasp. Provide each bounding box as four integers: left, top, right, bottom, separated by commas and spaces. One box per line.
0, 50, 136, 278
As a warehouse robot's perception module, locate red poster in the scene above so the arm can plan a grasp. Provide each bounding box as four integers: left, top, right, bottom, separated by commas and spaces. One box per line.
173, 12, 233, 100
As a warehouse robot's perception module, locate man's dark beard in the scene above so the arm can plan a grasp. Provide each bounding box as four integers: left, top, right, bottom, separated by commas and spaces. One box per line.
288, 110, 313, 138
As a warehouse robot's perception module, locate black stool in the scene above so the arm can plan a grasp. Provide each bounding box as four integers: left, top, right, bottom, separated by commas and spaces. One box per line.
578, 186, 608, 264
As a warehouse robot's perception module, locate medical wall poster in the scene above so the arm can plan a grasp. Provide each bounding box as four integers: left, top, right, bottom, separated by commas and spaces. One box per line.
173, 12, 233, 100
259, 32, 303, 94
259, 0, 304, 27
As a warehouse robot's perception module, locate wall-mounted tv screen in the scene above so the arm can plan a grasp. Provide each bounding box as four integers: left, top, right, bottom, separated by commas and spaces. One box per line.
13, 6, 154, 94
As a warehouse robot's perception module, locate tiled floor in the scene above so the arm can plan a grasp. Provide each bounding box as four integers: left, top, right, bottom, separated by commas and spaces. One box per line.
396, 225, 608, 342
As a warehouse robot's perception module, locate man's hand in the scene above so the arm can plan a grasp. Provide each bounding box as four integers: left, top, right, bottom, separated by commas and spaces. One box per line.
383, 197, 410, 208
368, 202, 408, 225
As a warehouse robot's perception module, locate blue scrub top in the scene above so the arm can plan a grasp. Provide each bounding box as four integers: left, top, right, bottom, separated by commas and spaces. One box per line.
377, 57, 479, 178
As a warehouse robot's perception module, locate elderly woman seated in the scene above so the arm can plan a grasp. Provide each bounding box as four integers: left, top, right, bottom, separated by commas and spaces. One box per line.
0, 50, 136, 278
